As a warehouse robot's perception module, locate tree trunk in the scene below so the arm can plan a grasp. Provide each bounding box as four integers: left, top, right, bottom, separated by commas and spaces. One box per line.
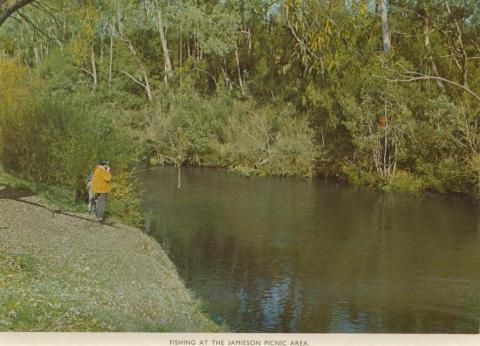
155, 6, 172, 88
445, 1, 469, 88
100, 34, 104, 63
379, 0, 391, 53
33, 46, 40, 65
421, 2, 445, 91
108, 33, 113, 88
179, 30, 183, 68
0, 0, 34, 27
142, 64, 153, 100
247, 26, 252, 55
235, 43, 244, 89
119, 33, 153, 100
90, 45, 98, 91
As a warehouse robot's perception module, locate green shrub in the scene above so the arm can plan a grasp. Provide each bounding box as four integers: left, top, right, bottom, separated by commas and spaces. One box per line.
142, 88, 318, 178
380, 170, 424, 194
0, 64, 142, 226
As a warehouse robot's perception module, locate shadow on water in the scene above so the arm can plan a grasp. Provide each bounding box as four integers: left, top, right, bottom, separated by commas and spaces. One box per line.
139, 166, 480, 333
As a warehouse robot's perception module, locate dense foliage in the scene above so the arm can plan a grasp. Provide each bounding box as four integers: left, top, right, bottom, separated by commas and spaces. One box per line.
0, 58, 142, 225
1, 0, 480, 196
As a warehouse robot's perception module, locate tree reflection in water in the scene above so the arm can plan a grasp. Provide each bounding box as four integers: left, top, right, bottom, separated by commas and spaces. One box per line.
140, 166, 480, 333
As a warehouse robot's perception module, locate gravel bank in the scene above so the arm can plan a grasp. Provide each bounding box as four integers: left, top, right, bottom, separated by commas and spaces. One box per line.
0, 188, 222, 331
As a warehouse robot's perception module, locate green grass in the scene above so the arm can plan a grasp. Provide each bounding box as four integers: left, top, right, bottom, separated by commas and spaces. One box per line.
0, 168, 83, 212
0, 252, 108, 331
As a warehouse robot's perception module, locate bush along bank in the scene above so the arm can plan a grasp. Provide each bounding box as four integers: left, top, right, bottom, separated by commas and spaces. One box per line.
0, 60, 143, 227
132, 87, 480, 198
2, 58, 480, 204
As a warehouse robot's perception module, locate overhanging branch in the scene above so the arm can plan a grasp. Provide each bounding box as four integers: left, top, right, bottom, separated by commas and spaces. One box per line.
0, 0, 36, 27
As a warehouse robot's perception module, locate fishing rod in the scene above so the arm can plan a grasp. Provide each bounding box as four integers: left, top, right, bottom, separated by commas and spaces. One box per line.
103, 167, 154, 180
127, 167, 155, 175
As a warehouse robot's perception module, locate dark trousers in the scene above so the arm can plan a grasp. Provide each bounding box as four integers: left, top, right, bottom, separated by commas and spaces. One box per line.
95, 193, 108, 219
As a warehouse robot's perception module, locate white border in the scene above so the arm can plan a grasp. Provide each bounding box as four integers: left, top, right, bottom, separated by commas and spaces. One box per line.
1, 333, 480, 346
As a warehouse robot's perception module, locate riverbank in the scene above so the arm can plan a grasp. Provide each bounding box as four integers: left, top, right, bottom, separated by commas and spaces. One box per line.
148, 161, 476, 202
0, 172, 223, 332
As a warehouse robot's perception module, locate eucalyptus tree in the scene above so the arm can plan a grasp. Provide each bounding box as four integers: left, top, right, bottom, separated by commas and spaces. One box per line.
171, 0, 241, 92
0, 1, 65, 65
140, 0, 172, 88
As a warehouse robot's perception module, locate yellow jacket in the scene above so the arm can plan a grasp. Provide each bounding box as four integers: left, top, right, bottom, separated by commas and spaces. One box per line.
92, 166, 112, 193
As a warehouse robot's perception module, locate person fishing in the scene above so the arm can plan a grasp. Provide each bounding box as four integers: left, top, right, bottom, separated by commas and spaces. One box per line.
91, 160, 112, 222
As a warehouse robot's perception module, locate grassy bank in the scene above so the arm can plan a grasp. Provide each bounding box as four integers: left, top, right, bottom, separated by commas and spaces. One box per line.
0, 171, 224, 332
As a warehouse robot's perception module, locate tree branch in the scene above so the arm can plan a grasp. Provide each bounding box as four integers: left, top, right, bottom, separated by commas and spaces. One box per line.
0, 0, 35, 27
380, 63, 480, 103
74, 66, 94, 78
121, 70, 147, 88
16, 10, 52, 40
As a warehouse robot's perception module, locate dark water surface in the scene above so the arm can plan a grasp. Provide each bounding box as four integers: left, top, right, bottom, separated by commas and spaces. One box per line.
139, 166, 480, 333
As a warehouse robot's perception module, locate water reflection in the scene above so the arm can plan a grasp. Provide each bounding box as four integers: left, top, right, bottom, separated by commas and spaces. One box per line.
140, 167, 480, 333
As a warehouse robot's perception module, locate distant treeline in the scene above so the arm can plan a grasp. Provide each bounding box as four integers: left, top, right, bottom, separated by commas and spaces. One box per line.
1, 0, 480, 196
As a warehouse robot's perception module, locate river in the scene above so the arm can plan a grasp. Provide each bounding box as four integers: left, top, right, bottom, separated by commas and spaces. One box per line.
139, 166, 480, 333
